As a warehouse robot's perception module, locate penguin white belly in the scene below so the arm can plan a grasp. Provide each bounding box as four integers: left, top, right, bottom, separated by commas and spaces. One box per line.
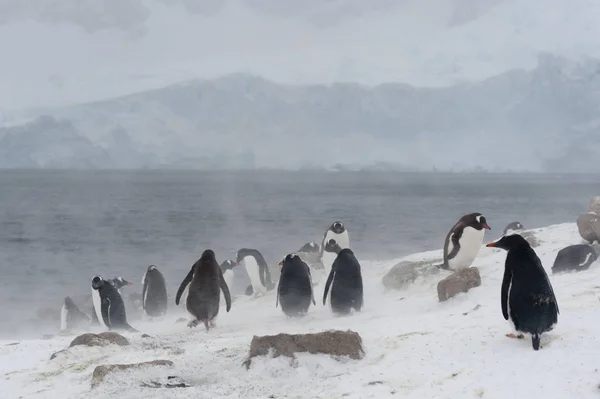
321, 252, 336, 280
220, 270, 233, 305
60, 303, 68, 331
243, 256, 266, 295
179, 283, 190, 310
448, 227, 485, 269
91, 288, 108, 328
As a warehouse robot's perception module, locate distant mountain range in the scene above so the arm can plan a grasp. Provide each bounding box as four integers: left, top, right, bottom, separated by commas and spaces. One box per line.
0, 53, 599, 173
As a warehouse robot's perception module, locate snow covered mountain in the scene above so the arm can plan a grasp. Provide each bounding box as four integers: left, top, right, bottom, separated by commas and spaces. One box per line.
1, 54, 599, 172
2, 0, 600, 109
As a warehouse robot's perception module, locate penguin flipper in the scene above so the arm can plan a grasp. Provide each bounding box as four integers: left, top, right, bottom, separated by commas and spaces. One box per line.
322, 268, 335, 306
218, 269, 232, 312
307, 268, 316, 305
500, 267, 512, 320
175, 265, 195, 306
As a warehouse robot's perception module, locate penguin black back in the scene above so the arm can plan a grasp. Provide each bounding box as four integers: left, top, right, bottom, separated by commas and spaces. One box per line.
276, 254, 316, 317
486, 234, 559, 351
92, 276, 137, 332
322, 241, 363, 315
551, 244, 598, 274
142, 265, 168, 317
175, 249, 232, 331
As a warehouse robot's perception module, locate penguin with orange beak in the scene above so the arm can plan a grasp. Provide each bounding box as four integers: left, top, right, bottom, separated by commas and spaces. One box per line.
486, 234, 559, 350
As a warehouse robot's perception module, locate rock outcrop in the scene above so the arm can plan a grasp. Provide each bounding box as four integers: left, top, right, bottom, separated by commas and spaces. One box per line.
243, 330, 364, 369
382, 259, 442, 290
69, 332, 130, 348
577, 213, 599, 244
91, 360, 174, 388
437, 267, 482, 302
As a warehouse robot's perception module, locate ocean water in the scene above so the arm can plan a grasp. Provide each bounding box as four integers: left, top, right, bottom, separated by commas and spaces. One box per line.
0, 170, 597, 339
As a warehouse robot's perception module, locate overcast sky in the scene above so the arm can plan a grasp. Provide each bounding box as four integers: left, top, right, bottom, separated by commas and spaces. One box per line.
1, 0, 599, 110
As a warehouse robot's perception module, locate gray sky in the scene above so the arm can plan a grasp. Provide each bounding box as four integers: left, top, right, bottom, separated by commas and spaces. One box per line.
0, 0, 598, 109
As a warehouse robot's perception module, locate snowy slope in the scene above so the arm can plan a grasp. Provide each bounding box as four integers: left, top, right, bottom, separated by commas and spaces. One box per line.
2, 222, 600, 398
2, 0, 600, 109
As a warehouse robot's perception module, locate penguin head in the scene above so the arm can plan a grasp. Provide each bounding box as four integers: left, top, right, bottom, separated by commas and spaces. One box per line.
324, 238, 341, 253
279, 253, 301, 268
91, 276, 104, 290
201, 249, 216, 262
331, 221, 345, 234
64, 296, 76, 309
503, 221, 524, 235
469, 213, 491, 230
486, 234, 529, 251
147, 265, 158, 272
220, 260, 237, 271
110, 277, 132, 289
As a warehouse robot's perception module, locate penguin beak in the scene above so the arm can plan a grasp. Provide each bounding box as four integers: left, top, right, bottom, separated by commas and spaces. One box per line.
483, 223, 491, 230
485, 241, 497, 247
278, 260, 284, 266
126, 282, 132, 286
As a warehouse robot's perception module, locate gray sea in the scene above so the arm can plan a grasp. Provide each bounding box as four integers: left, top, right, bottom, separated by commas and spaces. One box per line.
0, 170, 597, 339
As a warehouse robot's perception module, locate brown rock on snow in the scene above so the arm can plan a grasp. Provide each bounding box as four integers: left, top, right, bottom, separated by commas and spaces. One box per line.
243, 330, 364, 369
437, 267, 482, 302
69, 332, 130, 348
91, 360, 174, 388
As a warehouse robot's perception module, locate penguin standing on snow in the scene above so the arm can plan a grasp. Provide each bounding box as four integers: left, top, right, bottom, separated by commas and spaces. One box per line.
322, 239, 363, 315
551, 244, 598, 274
175, 250, 232, 330
486, 234, 559, 351
91, 276, 137, 332
220, 260, 238, 304
142, 265, 168, 318
60, 296, 91, 331
90, 276, 133, 325
441, 212, 491, 270
236, 248, 275, 296
319, 221, 350, 278
276, 254, 316, 317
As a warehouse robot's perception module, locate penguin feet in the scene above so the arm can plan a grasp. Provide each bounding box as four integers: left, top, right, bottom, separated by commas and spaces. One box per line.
505, 333, 524, 339
187, 319, 199, 328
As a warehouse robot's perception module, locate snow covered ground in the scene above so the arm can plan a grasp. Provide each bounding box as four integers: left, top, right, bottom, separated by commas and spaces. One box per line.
2, 222, 600, 399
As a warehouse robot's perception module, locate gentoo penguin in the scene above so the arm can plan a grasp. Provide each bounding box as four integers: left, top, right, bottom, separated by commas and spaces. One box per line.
551, 244, 598, 274
486, 234, 559, 351
220, 260, 237, 304
108, 277, 133, 294
322, 239, 363, 315
276, 254, 316, 317
60, 296, 91, 331
91, 276, 137, 332
236, 248, 274, 296
175, 250, 232, 330
141, 265, 168, 318
319, 221, 350, 279
441, 212, 491, 270
503, 221, 524, 236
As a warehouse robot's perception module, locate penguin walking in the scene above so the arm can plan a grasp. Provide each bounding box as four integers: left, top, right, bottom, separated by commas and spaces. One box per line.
322, 239, 363, 315
91, 276, 137, 332
175, 250, 232, 331
319, 221, 350, 279
486, 234, 559, 351
60, 296, 91, 331
441, 212, 491, 270
551, 244, 598, 274
276, 254, 316, 317
236, 248, 274, 297
141, 265, 168, 318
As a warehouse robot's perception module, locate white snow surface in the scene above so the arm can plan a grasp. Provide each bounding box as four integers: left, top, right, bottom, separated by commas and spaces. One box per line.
2, 222, 600, 398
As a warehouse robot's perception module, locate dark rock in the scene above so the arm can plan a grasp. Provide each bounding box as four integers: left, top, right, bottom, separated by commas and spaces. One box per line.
382, 259, 442, 290
243, 330, 364, 369
91, 360, 174, 388
141, 334, 151, 338
69, 332, 130, 348
437, 267, 482, 302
